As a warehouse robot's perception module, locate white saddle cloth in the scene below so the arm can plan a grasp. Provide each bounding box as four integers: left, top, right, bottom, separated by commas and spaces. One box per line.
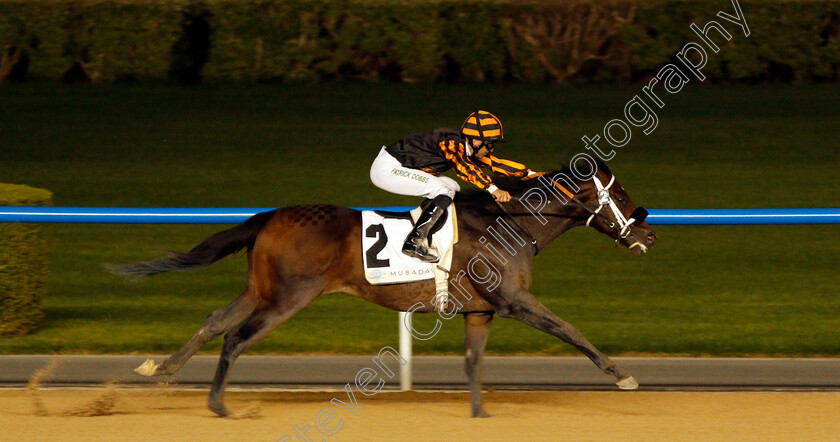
361, 206, 457, 285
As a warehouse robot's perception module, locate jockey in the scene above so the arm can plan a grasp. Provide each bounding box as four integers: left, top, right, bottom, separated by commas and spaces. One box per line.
370, 110, 541, 263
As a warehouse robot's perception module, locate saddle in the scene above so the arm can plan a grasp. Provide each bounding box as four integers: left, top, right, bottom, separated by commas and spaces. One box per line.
361, 204, 459, 311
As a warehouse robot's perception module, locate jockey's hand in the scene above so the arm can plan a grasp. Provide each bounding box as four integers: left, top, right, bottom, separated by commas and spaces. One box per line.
492, 189, 512, 202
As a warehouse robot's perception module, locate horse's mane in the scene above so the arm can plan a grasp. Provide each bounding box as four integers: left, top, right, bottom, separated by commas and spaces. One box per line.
454, 159, 611, 209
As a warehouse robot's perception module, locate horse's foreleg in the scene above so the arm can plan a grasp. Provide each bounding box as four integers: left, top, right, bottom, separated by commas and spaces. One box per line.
464, 312, 493, 418
497, 291, 637, 389
136, 291, 257, 377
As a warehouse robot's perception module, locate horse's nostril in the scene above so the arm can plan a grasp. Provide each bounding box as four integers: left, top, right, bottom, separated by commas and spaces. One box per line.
647, 231, 658, 241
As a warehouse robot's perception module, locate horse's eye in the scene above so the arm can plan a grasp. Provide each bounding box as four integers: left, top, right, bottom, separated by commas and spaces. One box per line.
617, 197, 626, 203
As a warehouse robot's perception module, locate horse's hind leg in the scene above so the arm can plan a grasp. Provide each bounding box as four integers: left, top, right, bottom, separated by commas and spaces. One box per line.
207, 287, 321, 417
135, 290, 257, 377
464, 312, 493, 418
498, 290, 637, 389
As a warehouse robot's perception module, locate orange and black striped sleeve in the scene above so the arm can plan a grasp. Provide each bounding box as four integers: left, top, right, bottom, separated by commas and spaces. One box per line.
475, 154, 535, 178
439, 139, 494, 190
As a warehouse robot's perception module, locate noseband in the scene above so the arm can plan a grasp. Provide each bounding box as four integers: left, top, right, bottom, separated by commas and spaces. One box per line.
584, 175, 648, 240
494, 173, 649, 253
547, 175, 648, 248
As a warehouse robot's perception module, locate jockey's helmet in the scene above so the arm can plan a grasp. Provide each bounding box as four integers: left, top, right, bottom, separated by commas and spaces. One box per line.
461, 110, 506, 142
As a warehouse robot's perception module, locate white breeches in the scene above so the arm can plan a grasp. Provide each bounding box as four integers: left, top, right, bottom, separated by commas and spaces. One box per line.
370, 147, 459, 199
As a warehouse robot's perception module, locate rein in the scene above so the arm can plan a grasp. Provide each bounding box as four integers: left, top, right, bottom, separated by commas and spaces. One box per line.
561, 176, 649, 250
493, 174, 649, 251
578, 175, 649, 243
494, 199, 539, 255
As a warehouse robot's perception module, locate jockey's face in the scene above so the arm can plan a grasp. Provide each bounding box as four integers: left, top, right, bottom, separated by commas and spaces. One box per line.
470, 138, 494, 159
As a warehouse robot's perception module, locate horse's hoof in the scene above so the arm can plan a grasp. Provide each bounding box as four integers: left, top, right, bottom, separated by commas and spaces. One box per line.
134, 359, 159, 377
472, 409, 492, 418
616, 376, 639, 390
208, 401, 232, 418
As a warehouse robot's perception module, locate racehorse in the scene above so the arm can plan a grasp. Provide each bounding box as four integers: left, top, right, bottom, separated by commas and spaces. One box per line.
109, 160, 657, 418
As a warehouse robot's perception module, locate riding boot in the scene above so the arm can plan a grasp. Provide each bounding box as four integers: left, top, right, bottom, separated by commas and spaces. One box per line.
402, 195, 451, 263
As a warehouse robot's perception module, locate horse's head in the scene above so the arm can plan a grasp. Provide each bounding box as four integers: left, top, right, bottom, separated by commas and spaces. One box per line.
460, 161, 657, 255
523, 162, 656, 255
563, 164, 657, 255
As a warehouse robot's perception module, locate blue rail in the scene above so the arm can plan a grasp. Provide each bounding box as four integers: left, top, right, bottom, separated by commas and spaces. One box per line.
0, 206, 839, 225
0, 206, 410, 224
646, 208, 840, 225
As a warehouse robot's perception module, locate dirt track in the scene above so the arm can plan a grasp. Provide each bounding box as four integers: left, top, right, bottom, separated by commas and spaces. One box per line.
2, 389, 839, 441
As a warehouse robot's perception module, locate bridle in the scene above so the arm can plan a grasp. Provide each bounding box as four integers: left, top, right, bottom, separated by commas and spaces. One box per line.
495, 173, 650, 252
580, 175, 649, 244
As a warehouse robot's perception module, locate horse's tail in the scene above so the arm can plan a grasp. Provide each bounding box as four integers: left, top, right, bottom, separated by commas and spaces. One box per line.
106, 209, 277, 280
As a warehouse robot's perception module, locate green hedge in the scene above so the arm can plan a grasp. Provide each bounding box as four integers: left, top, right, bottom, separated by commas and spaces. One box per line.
0, 0, 838, 83
620, 1, 840, 83
0, 184, 52, 337
0, 0, 183, 82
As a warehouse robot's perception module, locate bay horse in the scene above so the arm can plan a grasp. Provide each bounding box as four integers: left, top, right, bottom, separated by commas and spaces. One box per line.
109, 161, 657, 418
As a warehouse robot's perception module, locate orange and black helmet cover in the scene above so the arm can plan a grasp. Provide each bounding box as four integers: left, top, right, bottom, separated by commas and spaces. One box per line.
461, 110, 506, 142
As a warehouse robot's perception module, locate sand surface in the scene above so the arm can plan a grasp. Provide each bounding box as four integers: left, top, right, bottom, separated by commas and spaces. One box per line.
1, 389, 838, 441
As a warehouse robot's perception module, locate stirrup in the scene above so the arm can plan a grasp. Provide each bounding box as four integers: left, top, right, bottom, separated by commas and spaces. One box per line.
402, 238, 439, 263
